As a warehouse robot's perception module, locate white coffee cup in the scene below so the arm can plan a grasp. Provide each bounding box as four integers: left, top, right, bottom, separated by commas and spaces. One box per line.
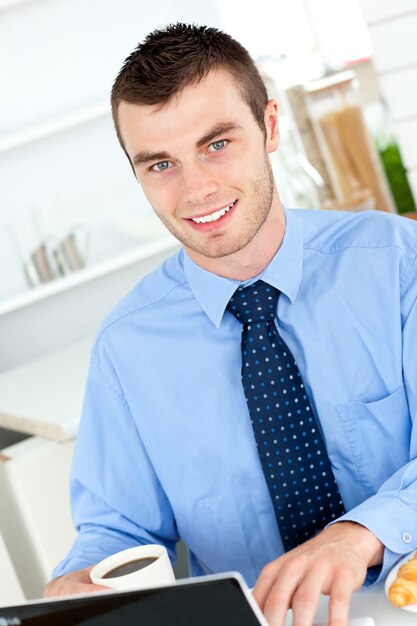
90, 544, 175, 591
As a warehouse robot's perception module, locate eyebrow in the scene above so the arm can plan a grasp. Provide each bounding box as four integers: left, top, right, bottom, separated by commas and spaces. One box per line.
133, 150, 171, 167
195, 122, 243, 149
132, 122, 242, 168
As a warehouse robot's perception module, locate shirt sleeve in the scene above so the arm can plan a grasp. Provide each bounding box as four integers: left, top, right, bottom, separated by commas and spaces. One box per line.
52, 348, 179, 579
336, 463, 417, 585
338, 271, 417, 586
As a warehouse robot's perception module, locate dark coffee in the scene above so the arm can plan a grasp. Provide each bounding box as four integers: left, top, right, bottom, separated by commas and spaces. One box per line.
102, 556, 159, 579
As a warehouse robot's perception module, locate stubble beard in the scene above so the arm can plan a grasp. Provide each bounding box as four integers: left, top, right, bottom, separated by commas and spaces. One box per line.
153, 155, 275, 260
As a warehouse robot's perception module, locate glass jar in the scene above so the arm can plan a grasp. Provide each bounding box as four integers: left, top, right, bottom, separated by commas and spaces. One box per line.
304, 70, 394, 213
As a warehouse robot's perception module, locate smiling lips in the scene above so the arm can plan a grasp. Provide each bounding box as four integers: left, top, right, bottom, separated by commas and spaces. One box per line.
189, 199, 238, 224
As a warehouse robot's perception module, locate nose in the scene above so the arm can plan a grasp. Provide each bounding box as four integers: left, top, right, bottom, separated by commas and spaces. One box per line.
181, 159, 219, 205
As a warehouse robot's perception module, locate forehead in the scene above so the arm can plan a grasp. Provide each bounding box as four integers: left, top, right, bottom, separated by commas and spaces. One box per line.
117, 70, 255, 156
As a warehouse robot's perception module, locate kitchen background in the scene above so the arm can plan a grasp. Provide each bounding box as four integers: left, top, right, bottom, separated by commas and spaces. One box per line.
0, 0, 416, 604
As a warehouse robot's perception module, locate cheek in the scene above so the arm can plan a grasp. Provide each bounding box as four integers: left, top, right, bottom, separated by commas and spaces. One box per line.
223, 156, 261, 190
141, 179, 179, 216
227, 143, 265, 176
217, 157, 248, 183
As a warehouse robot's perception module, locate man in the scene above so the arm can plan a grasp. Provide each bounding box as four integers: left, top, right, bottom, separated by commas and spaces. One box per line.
45, 23, 417, 626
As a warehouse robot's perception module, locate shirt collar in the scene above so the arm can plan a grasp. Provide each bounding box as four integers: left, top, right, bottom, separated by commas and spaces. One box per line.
183, 208, 304, 328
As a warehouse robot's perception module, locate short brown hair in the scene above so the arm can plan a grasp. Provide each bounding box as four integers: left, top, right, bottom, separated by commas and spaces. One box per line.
111, 23, 269, 151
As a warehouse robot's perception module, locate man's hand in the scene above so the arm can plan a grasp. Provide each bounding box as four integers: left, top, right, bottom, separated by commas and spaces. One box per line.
43, 565, 109, 598
253, 521, 384, 626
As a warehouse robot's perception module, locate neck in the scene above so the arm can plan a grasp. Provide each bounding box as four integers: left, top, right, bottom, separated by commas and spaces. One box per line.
186, 189, 286, 281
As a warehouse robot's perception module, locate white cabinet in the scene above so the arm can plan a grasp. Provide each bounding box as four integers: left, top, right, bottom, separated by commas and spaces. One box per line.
0, 529, 24, 606
0, 436, 76, 600
0, 338, 89, 601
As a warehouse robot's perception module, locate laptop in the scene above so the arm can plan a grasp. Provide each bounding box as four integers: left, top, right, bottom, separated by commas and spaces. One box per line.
0, 572, 269, 626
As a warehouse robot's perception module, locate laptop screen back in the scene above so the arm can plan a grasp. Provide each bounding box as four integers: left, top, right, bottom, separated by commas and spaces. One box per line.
0, 575, 265, 626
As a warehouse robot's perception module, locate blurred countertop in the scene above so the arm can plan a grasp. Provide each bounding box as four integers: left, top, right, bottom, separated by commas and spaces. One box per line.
0, 337, 92, 442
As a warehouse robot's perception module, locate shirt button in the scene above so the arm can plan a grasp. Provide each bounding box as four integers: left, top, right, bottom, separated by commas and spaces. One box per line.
402, 532, 412, 544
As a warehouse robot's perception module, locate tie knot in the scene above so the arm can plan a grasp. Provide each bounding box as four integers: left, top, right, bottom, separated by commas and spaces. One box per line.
227, 280, 279, 325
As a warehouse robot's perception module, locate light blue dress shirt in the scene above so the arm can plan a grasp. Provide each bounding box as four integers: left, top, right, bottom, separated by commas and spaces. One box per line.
54, 208, 417, 587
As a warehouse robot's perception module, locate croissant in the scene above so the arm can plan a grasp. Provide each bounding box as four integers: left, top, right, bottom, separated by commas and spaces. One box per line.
398, 556, 417, 580
389, 577, 417, 607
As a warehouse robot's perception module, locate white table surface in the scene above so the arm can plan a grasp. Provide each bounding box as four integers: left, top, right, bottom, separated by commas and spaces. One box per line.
294, 582, 417, 625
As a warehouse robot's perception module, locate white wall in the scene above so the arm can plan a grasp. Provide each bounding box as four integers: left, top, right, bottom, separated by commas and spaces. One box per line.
0, 0, 223, 135
0, 0, 223, 301
0, 0, 381, 306
0, 0, 398, 362
358, 0, 417, 202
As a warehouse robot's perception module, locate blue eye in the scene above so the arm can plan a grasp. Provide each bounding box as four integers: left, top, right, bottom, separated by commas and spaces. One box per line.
152, 161, 170, 172
209, 140, 227, 152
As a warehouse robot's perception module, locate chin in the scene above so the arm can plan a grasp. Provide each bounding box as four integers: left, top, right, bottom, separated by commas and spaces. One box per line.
189, 234, 255, 260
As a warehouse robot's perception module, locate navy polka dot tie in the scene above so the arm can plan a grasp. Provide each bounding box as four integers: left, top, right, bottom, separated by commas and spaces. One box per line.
227, 280, 345, 551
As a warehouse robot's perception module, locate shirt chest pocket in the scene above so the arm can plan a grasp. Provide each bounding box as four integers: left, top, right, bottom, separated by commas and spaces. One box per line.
335, 384, 411, 496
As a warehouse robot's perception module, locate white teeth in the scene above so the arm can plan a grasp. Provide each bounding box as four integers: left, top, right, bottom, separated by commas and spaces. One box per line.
191, 201, 236, 223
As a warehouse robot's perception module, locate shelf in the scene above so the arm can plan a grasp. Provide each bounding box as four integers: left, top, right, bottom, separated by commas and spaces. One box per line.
0, 235, 178, 317
0, 101, 110, 154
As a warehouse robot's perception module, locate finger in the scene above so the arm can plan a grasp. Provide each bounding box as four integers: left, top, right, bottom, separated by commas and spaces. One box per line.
44, 565, 109, 598
253, 555, 295, 610
45, 580, 108, 597
328, 571, 354, 626
291, 570, 327, 626
78, 583, 112, 594
253, 561, 282, 609
262, 585, 291, 626
260, 561, 307, 626
80, 567, 112, 592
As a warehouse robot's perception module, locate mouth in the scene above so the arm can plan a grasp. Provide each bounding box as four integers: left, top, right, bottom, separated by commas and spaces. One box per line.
186, 199, 238, 230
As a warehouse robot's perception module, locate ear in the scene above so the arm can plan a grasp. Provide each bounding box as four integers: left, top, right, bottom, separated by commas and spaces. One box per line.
264, 99, 279, 153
